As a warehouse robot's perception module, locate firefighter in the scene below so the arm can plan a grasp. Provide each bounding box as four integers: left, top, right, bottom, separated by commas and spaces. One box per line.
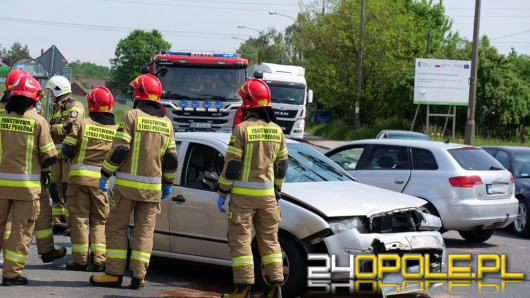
89, 74, 178, 289
62, 86, 117, 272
0, 73, 58, 286
46, 75, 85, 232
0, 70, 29, 253
217, 79, 288, 298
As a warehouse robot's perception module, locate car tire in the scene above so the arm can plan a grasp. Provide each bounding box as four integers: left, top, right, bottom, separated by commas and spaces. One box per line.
419, 202, 445, 232
459, 229, 494, 243
254, 233, 306, 298
512, 199, 530, 238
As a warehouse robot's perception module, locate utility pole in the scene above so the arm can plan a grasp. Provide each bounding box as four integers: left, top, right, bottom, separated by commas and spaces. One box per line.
322, 0, 326, 15
464, 0, 481, 145
354, 0, 365, 129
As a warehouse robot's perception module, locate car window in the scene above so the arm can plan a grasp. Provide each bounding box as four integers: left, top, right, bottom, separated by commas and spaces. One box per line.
411, 148, 438, 170
175, 141, 182, 150
448, 148, 503, 171
483, 148, 497, 156
285, 143, 354, 183
494, 150, 510, 169
183, 143, 224, 191
359, 145, 410, 170
327, 146, 365, 170
514, 152, 530, 178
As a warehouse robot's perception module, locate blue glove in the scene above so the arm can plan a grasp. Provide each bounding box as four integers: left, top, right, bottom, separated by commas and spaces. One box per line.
98, 177, 107, 192
161, 185, 172, 200
217, 195, 226, 213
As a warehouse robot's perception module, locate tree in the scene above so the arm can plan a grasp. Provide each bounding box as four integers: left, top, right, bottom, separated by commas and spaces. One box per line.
237, 28, 297, 65
7, 42, 30, 65
109, 30, 171, 94
67, 60, 111, 80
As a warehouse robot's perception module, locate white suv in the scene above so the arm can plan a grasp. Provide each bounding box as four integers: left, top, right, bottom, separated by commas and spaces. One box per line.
326, 139, 519, 243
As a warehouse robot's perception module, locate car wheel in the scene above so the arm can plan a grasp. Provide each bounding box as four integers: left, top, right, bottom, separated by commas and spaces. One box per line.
512, 199, 530, 237
419, 202, 444, 232
459, 229, 494, 243
254, 233, 306, 298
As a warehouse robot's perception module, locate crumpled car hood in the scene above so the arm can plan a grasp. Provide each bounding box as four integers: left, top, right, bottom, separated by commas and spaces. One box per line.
282, 181, 427, 217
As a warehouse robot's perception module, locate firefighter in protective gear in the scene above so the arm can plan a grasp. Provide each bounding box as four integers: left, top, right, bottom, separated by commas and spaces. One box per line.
218, 79, 288, 298
62, 87, 117, 272
46, 75, 85, 231
0, 70, 30, 254
0, 73, 58, 286
89, 74, 178, 289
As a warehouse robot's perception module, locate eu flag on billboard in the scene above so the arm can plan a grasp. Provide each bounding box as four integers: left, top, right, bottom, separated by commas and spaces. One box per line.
464, 64, 470, 69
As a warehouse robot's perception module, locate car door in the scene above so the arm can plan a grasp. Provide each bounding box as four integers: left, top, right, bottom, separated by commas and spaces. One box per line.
351, 145, 412, 193
169, 140, 230, 259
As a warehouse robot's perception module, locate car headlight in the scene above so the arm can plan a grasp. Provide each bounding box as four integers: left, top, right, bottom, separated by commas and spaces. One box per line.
294, 119, 305, 129
328, 217, 368, 234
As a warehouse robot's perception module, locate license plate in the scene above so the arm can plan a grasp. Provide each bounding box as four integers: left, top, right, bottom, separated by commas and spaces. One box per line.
487, 183, 509, 195
189, 122, 212, 129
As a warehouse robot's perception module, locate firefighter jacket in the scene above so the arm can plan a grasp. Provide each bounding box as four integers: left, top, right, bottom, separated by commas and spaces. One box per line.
50, 96, 85, 155
101, 109, 177, 202
0, 108, 57, 200
218, 117, 288, 198
62, 118, 118, 187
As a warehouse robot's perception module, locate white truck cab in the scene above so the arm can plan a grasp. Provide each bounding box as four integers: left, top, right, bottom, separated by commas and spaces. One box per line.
251, 63, 313, 139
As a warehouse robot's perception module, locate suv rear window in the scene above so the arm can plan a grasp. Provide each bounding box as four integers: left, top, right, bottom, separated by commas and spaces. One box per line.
448, 148, 504, 171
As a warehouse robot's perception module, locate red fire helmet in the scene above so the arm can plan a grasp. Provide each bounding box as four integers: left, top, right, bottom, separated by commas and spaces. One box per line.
5, 69, 29, 91
238, 79, 271, 110
129, 74, 162, 102
87, 86, 115, 113
9, 74, 43, 102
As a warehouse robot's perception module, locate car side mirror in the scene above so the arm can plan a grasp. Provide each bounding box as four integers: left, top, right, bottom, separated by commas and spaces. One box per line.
307, 89, 313, 104
157, 67, 168, 77
140, 65, 149, 74
203, 170, 220, 192
253, 70, 264, 79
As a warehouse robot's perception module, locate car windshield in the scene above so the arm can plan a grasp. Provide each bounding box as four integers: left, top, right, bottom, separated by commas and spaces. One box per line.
266, 81, 306, 105
448, 148, 504, 171
514, 152, 530, 178
285, 143, 353, 183
157, 66, 246, 101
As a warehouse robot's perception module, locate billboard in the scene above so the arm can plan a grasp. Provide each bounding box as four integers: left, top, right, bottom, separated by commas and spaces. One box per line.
413, 58, 471, 106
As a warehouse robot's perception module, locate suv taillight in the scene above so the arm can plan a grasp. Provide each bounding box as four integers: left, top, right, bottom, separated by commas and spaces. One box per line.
449, 176, 483, 188
510, 174, 515, 184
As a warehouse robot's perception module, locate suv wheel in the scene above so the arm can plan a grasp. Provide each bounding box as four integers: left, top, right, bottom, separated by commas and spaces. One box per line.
513, 199, 530, 237
254, 233, 306, 298
459, 229, 494, 243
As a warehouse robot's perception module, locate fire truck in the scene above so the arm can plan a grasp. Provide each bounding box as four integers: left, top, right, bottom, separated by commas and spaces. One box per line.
147, 51, 248, 132
250, 63, 313, 139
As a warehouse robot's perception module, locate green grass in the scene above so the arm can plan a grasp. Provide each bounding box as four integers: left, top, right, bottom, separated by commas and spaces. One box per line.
308, 120, 529, 147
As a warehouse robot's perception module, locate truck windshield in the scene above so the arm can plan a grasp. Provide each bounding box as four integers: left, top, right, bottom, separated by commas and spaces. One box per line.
157, 66, 246, 101
266, 81, 306, 105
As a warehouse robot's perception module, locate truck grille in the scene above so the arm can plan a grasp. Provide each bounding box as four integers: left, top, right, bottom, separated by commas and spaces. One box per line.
273, 109, 299, 118
274, 119, 294, 135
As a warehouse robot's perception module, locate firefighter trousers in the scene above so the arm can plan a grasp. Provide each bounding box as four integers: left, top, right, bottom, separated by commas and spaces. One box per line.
0, 199, 39, 278
50, 159, 70, 225
227, 197, 283, 285
66, 184, 109, 266
105, 191, 159, 279
34, 188, 55, 255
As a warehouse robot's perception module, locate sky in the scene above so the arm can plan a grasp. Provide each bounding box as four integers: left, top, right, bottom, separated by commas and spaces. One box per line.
0, 0, 529, 67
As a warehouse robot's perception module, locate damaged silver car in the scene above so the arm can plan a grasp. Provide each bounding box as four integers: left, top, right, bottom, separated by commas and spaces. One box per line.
128, 133, 446, 297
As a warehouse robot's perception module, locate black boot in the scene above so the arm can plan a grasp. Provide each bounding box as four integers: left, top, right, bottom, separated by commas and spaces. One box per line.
66, 260, 88, 271
267, 282, 282, 298
41, 246, 67, 263
130, 277, 144, 290
2, 276, 28, 286
91, 263, 105, 272
222, 284, 251, 298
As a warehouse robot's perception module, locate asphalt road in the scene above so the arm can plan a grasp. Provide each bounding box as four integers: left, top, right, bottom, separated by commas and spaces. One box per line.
1, 230, 529, 298
0, 136, 529, 297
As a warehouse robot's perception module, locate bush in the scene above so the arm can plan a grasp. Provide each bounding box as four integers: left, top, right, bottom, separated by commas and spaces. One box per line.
308, 118, 409, 140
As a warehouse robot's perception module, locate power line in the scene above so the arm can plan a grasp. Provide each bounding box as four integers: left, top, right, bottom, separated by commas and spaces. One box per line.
492, 28, 530, 40
0, 16, 250, 40
101, 0, 299, 13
